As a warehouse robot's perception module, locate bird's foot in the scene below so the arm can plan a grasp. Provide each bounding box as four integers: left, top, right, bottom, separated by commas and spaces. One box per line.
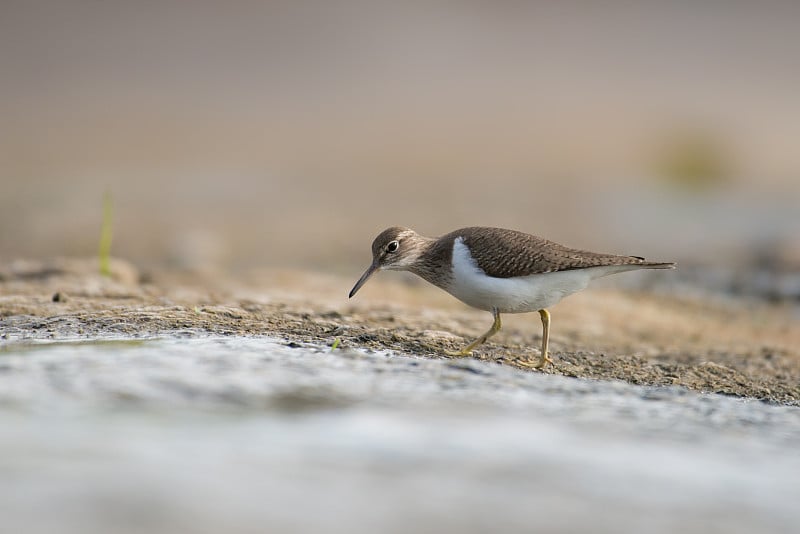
445, 347, 474, 357
513, 353, 554, 369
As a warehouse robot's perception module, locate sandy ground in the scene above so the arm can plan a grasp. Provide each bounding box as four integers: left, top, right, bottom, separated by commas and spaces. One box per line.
1, 257, 799, 405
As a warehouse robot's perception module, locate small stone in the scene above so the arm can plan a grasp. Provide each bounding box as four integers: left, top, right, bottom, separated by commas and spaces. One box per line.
52, 292, 66, 302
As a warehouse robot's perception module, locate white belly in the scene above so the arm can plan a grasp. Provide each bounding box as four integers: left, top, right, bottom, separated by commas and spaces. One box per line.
446, 238, 609, 313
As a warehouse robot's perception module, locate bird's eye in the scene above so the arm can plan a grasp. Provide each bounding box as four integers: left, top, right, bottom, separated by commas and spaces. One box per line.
386, 240, 399, 253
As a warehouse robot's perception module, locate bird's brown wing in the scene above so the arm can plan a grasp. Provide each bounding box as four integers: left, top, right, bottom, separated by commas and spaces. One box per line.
454, 227, 656, 279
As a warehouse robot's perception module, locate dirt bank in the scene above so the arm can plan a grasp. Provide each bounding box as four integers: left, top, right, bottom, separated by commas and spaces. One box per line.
1, 258, 798, 405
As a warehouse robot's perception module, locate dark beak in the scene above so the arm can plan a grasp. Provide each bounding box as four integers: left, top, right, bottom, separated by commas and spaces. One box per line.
349, 261, 380, 298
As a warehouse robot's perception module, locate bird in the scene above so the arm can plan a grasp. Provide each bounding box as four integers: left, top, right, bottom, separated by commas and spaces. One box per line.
348, 226, 675, 368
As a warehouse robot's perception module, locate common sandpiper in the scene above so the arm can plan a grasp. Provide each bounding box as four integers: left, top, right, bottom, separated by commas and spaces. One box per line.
349, 226, 675, 368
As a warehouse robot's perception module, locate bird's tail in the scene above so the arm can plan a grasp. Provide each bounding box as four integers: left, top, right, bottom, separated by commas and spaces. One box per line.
639, 261, 677, 269
589, 260, 676, 280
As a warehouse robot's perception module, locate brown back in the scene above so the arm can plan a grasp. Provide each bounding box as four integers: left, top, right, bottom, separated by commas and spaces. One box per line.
444, 227, 660, 278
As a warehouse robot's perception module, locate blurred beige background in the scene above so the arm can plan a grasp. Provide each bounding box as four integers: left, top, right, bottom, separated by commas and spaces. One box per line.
1, 1, 798, 275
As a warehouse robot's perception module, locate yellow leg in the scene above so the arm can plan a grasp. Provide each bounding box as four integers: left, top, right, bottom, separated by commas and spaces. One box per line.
446, 308, 501, 357
516, 308, 554, 369
538, 308, 553, 367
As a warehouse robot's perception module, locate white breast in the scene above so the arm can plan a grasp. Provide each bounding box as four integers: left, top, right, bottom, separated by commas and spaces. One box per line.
446, 237, 612, 313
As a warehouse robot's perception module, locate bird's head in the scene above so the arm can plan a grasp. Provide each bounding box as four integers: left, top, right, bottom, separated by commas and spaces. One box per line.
348, 227, 426, 298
